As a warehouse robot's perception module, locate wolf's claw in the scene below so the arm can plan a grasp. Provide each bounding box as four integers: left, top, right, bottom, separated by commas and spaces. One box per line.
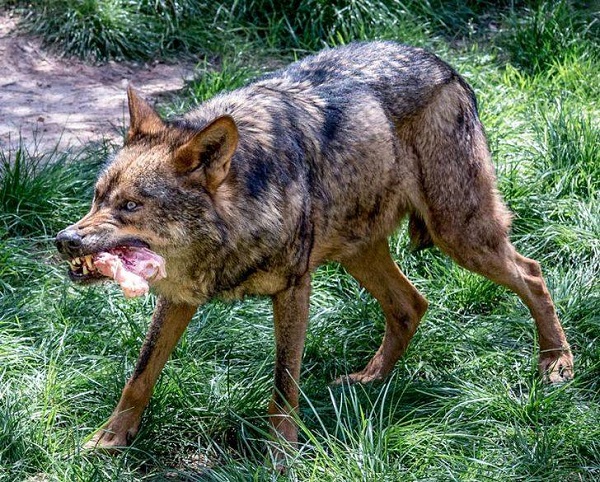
540, 352, 574, 384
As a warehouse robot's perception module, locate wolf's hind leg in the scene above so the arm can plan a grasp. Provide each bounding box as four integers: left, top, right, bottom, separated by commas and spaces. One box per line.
408, 78, 573, 383
336, 239, 428, 384
431, 222, 573, 383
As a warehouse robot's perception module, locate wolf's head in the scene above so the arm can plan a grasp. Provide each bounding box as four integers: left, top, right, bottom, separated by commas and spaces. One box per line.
55, 88, 239, 286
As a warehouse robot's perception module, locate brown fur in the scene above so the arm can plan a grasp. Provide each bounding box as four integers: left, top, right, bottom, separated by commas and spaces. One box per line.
55, 42, 573, 462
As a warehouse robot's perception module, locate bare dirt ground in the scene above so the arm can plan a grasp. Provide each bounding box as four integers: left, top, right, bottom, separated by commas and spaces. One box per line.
0, 12, 196, 152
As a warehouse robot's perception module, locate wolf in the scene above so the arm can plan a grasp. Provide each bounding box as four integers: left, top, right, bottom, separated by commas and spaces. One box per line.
55, 41, 573, 455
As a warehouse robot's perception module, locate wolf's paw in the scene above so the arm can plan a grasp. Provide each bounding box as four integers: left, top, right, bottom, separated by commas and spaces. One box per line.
332, 370, 386, 386
84, 417, 139, 452
540, 351, 574, 384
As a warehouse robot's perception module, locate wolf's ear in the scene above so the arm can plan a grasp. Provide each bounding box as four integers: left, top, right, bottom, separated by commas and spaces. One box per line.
127, 86, 165, 141
173, 116, 239, 192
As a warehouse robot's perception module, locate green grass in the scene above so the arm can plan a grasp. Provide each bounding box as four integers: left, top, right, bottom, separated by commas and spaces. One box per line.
12, 0, 599, 62
500, 0, 599, 75
1, 0, 599, 480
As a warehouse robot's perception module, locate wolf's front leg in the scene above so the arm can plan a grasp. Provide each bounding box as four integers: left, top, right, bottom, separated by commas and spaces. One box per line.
268, 274, 311, 462
85, 296, 197, 449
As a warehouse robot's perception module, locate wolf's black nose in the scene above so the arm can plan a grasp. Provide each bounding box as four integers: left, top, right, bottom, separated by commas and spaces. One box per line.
55, 229, 83, 255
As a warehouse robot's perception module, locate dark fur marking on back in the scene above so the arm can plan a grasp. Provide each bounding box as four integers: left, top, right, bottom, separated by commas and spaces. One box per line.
304, 67, 329, 85
245, 155, 274, 198
321, 99, 344, 146
457, 107, 465, 131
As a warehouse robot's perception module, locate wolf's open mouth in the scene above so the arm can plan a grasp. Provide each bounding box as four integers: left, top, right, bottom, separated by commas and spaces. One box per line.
68, 254, 100, 280
68, 246, 167, 298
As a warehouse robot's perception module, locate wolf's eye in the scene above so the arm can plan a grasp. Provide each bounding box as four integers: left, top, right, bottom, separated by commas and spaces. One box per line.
124, 201, 139, 212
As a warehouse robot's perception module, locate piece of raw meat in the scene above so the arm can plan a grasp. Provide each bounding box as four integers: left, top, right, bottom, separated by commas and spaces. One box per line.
93, 247, 166, 298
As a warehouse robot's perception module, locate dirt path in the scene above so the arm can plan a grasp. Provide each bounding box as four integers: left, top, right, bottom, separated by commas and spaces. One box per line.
0, 12, 196, 152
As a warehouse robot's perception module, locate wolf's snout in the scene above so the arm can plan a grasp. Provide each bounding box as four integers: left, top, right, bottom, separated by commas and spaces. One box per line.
55, 228, 83, 256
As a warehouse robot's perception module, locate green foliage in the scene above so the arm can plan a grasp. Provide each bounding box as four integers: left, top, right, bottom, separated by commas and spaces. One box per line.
0, 142, 104, 237
500, 0, 599, 74
533, 101, 599, 199
163, 59, 261, 117
12, 0, 584, 61
228, 0, 430, 49
0, 0, 599, 480
14, 0, 220, 60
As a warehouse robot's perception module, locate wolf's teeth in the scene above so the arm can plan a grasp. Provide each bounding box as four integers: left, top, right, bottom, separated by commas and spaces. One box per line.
85, 255, 94, 270
82, 266, 89, 275
73, 258, 81, 266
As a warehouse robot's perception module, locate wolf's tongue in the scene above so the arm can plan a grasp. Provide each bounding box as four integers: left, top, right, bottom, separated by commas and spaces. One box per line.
93, 247, 166, 298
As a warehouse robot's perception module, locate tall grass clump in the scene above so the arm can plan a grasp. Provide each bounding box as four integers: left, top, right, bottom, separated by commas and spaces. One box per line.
13, 0, 424, 59
228, 0, 432, 49
532, 101, 599, 199
0, 142, 105, 237
164, 59, 261, 117
13, 0, 222, 60
500, 0, 599, 74
9, 0, 525, 61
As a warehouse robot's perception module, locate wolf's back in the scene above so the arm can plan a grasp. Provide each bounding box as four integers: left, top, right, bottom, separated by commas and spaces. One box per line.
267, 41, 463, 122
